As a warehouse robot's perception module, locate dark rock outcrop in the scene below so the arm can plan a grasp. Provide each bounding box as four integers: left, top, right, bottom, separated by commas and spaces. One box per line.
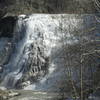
0, 16, 17, 38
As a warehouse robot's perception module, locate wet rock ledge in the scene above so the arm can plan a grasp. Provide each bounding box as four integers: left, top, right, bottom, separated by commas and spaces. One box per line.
0, 89, 20, 100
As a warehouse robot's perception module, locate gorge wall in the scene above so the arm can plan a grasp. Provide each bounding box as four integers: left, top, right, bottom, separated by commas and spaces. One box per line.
0, 0, 97, 18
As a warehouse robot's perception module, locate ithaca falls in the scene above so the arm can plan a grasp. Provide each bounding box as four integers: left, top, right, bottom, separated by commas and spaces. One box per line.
0, 14, 99, 100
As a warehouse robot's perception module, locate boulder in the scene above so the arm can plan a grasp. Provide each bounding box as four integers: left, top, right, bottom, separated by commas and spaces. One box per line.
8, 91, 20, 97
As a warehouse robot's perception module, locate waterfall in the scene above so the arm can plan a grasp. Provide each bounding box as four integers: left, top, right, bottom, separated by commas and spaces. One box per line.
0, 14, 82, 90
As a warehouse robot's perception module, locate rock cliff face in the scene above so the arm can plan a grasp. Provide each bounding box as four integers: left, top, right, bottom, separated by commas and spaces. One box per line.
0, 0, 97, 18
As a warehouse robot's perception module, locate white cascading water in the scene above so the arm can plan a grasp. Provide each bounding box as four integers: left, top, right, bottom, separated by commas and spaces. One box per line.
0, 14, 82, 90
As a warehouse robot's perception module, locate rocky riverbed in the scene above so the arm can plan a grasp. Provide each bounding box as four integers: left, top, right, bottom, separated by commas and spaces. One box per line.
0, 89, 68, 100
0, 89, 100, 100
